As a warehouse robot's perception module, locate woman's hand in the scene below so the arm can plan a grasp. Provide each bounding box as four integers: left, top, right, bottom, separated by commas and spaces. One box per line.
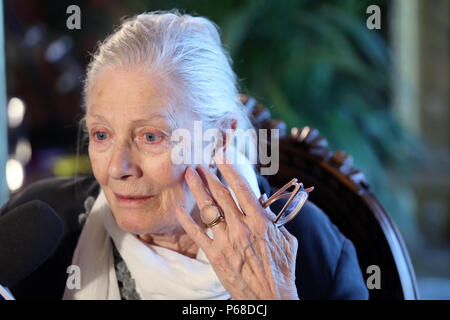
175, 154, 299, 300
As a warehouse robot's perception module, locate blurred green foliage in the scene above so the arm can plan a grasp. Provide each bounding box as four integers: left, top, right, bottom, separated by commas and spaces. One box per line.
129, 0, 421, 239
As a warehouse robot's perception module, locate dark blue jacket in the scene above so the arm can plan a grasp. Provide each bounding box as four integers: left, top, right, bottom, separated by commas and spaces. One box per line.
0, 175, 368, 300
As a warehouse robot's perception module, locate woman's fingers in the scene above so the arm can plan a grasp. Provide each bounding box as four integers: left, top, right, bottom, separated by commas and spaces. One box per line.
174, 206, 213, 253
184, 167, 227, 237
196, 166, 244, 230
215, 152, 265, 219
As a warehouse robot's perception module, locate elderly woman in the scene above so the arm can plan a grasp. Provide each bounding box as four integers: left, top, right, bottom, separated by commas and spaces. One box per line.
0, 10, 368, 300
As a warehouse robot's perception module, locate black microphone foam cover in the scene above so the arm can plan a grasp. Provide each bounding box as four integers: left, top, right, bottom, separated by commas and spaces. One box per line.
0, 200, 63, 287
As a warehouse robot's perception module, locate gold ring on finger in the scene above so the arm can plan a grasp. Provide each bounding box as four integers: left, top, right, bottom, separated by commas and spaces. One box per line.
200, 204, 225, 228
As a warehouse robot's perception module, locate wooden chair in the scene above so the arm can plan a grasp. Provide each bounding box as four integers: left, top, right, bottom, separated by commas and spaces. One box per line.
239, 94, 419, 300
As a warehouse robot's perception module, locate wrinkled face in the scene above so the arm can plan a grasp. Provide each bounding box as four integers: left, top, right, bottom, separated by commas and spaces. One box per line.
85, 66, 198, 235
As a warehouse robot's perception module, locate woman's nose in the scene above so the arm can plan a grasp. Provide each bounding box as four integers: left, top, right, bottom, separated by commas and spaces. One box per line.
108, 141, 143, 180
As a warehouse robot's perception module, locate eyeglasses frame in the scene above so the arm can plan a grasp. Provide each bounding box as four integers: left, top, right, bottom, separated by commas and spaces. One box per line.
261, 178, 314, 226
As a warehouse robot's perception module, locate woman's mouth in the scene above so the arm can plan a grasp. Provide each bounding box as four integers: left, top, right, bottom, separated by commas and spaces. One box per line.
114, 193, 153, 205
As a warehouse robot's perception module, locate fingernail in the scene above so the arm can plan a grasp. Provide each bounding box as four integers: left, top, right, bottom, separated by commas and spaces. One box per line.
259, 193, 268, 204
262, 193, 268, 202
185, 167, 194, 180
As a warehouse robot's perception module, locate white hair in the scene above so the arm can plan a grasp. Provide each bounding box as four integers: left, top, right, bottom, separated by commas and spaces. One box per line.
78, 10, 261, 197
82, 9, 253, 134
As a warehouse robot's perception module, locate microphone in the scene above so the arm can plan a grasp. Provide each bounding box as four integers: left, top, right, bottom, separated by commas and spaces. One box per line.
0, 285, 14, 300
0, 200, 64, 289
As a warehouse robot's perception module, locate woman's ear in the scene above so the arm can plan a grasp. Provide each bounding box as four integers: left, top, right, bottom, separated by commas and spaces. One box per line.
221, 118, 238, 149
209, 118, 238, 169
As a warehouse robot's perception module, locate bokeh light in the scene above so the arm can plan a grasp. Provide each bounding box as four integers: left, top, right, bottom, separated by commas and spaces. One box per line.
7, 97, 25, 128
15, 138, 32, 165
6, 158, 24, 192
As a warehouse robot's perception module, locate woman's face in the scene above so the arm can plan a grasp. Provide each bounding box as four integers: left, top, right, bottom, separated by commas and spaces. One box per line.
85, 66, 198, 235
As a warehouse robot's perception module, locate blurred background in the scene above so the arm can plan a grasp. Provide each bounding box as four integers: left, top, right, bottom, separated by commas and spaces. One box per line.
0, 0, 448, 299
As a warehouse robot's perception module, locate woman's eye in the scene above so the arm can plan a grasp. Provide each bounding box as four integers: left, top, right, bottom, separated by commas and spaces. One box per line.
93, 131, 108, 141
144, 132, 162, 143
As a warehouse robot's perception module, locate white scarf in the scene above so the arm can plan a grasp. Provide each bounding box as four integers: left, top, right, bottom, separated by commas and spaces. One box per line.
63, 153, 260, 300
